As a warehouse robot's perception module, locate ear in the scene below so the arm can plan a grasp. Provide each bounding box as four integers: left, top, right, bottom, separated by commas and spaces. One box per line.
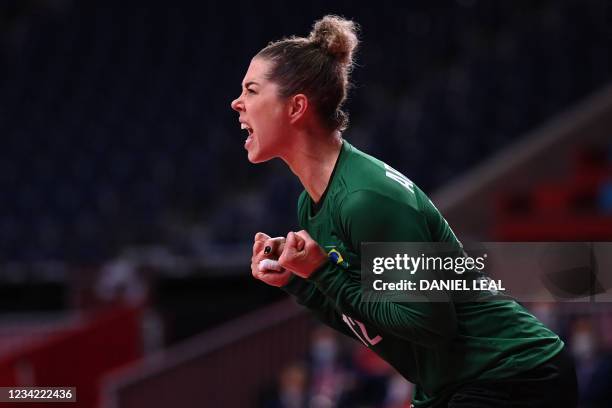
287, 94, 308, 124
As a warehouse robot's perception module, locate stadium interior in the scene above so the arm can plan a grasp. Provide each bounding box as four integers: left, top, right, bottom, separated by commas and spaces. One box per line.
0, 1, 611, 407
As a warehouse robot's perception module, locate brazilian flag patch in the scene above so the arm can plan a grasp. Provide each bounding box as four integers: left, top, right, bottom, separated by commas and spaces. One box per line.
327, 248, 349, 268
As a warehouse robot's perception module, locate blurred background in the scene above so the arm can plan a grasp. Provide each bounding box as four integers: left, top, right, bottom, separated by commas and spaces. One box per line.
0, 0, 611, 407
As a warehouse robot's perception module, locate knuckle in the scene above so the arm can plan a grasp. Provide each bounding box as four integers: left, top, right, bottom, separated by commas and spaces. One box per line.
254, 232, 268, 242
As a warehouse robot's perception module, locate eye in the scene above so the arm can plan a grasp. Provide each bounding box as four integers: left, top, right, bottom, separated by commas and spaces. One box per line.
246, 88, 256, 94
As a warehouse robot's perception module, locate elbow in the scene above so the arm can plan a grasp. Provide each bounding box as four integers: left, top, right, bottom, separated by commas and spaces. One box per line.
407, 320, 456, 348
372, 303, 458, 347
429, 316, 457, 346
393, 322, 456, 348
413, 309, 457, 347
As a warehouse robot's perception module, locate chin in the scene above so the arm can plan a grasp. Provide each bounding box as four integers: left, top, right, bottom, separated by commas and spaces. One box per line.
247, 145, 276, 164
247, 150, 271, 164
247, 155, 262, 164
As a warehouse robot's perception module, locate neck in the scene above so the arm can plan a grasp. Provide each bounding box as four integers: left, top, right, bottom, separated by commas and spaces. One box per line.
281, 128, 343, 203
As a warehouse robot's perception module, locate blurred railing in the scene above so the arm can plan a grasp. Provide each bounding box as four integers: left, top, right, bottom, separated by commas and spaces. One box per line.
104, 299, 312, 408
0, 306, 142, 408
434, 82, 612, 239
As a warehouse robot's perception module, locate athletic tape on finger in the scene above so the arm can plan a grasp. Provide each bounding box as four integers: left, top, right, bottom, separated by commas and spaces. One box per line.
259, 259, 283, 272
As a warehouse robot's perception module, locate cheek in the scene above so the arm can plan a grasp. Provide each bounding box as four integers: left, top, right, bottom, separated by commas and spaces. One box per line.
270, 104, 288, 130
259, 104, 286, 135
269, 112, 288, 143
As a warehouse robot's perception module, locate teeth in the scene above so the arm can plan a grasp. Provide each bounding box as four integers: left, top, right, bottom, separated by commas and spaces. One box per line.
241, 123, 247, 130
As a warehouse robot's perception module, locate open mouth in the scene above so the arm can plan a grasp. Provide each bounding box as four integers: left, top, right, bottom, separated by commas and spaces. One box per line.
240, 122, 254, 149
240, 122, 254, 137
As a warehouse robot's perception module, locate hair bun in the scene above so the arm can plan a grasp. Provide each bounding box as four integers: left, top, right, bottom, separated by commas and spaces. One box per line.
309, 15, 359, 65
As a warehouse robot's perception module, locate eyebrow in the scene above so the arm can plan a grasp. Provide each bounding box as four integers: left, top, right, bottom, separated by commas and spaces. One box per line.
243, 81, 260, 88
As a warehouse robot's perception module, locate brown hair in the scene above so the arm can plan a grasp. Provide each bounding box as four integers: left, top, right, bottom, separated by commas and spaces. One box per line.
256, 15, 359, 132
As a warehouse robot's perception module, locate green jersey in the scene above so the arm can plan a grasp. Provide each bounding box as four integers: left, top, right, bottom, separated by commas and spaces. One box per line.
281, 140, 563, 407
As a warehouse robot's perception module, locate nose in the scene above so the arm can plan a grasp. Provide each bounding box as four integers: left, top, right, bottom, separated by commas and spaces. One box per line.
231, 95, 244, 112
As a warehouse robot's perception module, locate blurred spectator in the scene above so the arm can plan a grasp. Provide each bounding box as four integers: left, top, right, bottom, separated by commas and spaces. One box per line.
261, 363, 309, 408
260, 325, 413, 408
350, 346, 394, 407
598, 181, 612, 213
306, 326, 353, 407
383, 374, 412, 408
570, 317, 612, 407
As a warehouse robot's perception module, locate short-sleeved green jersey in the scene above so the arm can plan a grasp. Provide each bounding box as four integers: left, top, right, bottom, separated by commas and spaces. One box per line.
282, 140, 563, 407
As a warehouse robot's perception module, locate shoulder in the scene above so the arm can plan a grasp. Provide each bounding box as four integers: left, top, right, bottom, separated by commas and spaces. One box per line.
335, 141, 421, 212
336, 187, 432, 243
339, 189, 424, 226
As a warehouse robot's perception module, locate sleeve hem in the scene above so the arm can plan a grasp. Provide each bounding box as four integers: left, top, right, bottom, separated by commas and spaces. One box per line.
280, 275, 312, 298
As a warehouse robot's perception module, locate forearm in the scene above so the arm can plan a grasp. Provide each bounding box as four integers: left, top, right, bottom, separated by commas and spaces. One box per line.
281, 275, 357, 339
309, 262, 457, 347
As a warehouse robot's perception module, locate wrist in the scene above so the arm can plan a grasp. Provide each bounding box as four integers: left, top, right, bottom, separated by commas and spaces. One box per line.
300, 251, 328, 279
306, 258, 331, 282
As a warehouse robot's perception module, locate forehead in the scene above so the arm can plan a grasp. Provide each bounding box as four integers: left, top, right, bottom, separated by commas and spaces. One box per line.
242, 57, 272, 86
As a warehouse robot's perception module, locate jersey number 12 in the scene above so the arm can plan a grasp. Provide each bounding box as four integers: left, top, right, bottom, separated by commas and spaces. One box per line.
342, 314, 382, 347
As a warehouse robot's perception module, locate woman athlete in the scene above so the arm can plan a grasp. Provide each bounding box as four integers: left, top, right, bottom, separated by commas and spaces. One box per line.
231, 15, 577, 407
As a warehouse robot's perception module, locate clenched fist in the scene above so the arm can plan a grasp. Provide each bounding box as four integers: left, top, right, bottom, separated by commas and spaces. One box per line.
278, 230, 327, 279
251, 232, 292, 287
